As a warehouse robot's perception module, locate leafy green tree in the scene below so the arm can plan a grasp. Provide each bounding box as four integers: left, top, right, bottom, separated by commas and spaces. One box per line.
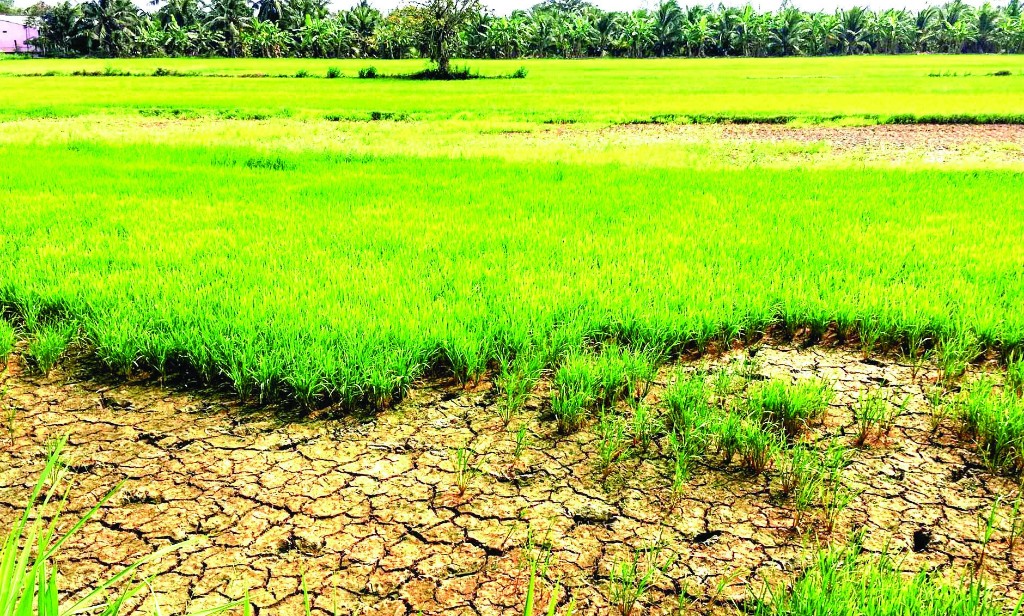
34, 1, 86, 56
416, 0, 479, 74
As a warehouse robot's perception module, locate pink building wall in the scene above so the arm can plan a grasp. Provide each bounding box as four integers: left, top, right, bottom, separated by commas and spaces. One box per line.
0, 17, 38, 53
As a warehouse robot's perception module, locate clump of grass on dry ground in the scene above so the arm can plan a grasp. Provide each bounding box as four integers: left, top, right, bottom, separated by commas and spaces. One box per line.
751, 537, 1021, 616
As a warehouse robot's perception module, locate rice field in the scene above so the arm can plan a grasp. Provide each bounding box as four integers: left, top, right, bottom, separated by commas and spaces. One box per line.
1, 55, 1024, 123
3, 56, 1024, 616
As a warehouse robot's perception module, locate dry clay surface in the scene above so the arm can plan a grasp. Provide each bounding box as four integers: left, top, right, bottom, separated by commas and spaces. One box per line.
1, 346, 1022, 615
587, 123, 1024, 166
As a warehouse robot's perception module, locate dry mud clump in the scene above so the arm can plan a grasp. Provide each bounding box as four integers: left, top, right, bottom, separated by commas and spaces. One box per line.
1, 346, 1022, 615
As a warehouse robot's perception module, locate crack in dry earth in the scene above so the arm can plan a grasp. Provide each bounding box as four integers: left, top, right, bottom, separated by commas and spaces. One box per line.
0, 346, 1021, 615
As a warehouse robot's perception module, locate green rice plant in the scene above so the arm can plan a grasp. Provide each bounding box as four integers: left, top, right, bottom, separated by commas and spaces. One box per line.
716, 412, 745, 464
26, 323, 75, 376
629, 404, 661, 453
737, 422, 782, 475
712, 368, 735, 399
285, 359, 328, 409
622, 346, 661, 404
512, 424, 530, 462
976, 497, 1002, 576
853, 389, 889, 447
1008, 352, 1024, 397
818, 444, 856, 532
902, 323, 933, 379
1008, 491, 1024, 553
747, 379, 834, 439
937, 333, 980, 385
775, 445, 819, 500
450, 446, 476, 496
750, 538, 1017, 616
663, 371, 711, 433
596, 411, 627, 476
358, 66, 378, 79
606, 544, 673, 616
956, 381, 1024, 475
0, 320, 14, 368
325, 67, 341, 79
593, 345, 630, 408
926, 386, 951, 434
496, 353, 543, 426
552, 354, 600, 433
667, 428, 705, 491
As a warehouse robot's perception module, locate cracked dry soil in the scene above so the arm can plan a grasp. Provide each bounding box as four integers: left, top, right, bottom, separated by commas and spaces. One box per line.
1, 345, 1022, 615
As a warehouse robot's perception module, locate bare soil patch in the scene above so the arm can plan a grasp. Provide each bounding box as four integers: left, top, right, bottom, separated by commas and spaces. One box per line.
1, 347, 1021, 615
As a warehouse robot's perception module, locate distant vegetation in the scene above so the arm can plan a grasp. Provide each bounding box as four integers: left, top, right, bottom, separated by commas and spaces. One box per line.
17, 0, 1024, 59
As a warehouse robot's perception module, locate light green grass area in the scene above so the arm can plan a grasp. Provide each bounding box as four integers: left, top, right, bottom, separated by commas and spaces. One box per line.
2, 57, 1024, 407
2, 130, 1023, 406
1, 56, 1024, 122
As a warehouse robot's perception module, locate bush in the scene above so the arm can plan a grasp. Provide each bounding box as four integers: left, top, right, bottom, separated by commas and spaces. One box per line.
358, 66, 379, 79
510, 66, 528, 79
326, 66, 342, 79
295, 69, 310, 78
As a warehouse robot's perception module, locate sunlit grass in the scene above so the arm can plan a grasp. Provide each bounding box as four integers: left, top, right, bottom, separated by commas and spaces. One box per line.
2, 56, 1024, 123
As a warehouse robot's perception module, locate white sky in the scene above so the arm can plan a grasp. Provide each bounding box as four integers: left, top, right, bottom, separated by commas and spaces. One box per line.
10, 0, 962, 18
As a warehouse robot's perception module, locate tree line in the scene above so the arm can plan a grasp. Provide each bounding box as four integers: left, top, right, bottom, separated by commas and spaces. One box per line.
11, 0, 1024, 60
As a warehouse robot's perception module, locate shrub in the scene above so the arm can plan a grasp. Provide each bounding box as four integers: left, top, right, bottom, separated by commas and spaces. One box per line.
510, 66, 528, 79
295, 69, 310, 78
359, 66, 379, 79
326, 66, 342, 79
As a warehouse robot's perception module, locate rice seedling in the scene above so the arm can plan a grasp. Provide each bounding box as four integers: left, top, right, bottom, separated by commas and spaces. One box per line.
597, 411, 627, 476
629, 404, 661, 453
853, 389, 889, 447
746, 379, 834, 440
976, 497, 1002, 577
927, 386, 951, 434
775, 445, 819, 500
667, 429, 702, 493
750, 538, 1015, 616
606, 543, 673, 616
956, 381, 1024, 475
1008, 352, 1024, 397
938, 333, 980, 385
737, 422, 782, 476
0, 319, 14, 368
450, 445, 479, 496
496, 353, 543, 426
663, 371, 711, 433
552, 354, 600, 434
26, 322, 76, 376
1009, 490, 1024, 553
512, 424, 530, 461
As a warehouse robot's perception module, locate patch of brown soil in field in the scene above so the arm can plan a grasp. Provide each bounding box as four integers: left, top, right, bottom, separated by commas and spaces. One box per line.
1, 347, 1021, 616
584, 123, 1024, 166
720, 123, 1024, 154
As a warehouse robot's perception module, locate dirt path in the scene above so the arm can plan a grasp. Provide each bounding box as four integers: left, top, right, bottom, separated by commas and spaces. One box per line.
1, 346, 1021, 615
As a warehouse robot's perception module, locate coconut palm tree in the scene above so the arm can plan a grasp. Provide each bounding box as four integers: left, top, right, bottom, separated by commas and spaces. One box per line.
652, 0, 682, 56
206, 0, 252, 56
80, 0, 141, 56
